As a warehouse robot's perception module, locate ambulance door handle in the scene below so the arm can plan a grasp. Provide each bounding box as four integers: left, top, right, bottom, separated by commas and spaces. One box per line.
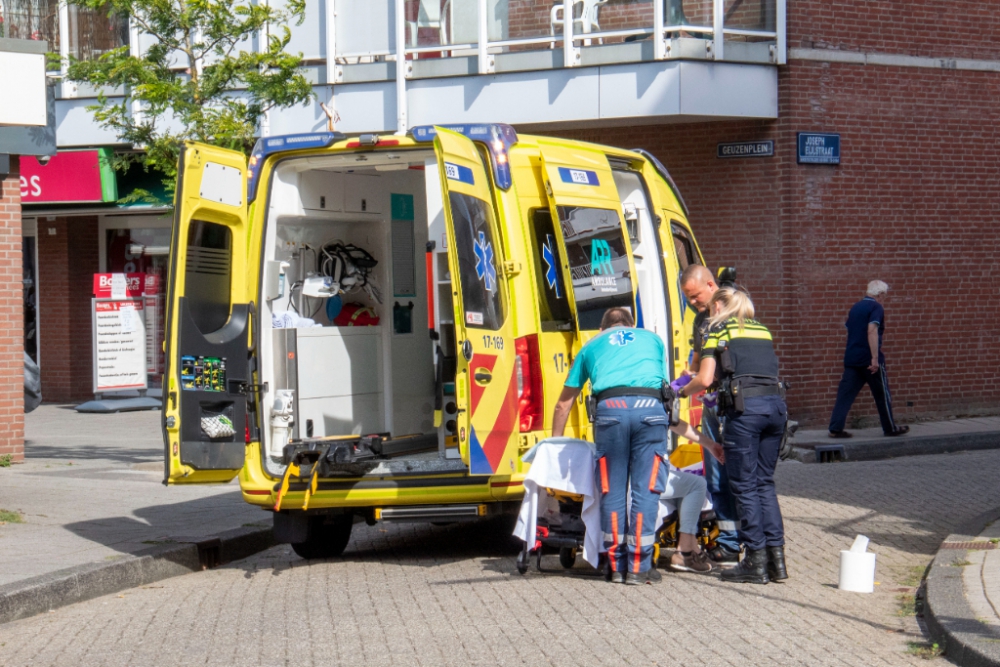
474, 370, 493, 385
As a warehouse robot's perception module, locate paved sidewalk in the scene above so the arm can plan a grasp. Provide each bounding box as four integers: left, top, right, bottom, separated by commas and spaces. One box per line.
792, 417, 1000, 462
0, 405, 268, 588
926, 508, 1000, 666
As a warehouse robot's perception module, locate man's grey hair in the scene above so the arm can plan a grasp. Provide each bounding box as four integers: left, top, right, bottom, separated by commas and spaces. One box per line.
867, 280, 889, 297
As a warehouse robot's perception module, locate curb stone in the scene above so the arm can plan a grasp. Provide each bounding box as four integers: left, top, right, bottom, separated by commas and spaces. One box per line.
924, 507, 1000, 667
0, 525, 274, 626
788, 431, 1000, 463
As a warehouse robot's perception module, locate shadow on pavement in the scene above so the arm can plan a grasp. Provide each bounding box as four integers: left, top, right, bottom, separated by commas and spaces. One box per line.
24, 443, 161, 464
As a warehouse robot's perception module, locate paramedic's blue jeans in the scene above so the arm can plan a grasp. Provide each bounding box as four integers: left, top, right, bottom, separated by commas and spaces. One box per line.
701, 407, 740, 552
722, 396, 787, 552
594, 396, 668, 574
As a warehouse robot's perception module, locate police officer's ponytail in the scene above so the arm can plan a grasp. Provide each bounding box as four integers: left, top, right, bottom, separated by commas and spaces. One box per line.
708, 287, 755, 331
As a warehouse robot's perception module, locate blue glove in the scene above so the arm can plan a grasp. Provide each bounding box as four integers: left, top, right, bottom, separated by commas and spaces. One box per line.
669, 373, 692, 393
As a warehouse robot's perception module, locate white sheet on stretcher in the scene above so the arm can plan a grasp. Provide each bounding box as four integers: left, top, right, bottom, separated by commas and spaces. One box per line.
513, 438, 603, 568
513, 439, 713, 569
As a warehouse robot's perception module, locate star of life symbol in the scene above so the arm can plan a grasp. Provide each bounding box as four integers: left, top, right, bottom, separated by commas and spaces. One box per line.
610, 330, 634, 346
474, 230, 496, 292
542, 234, 561, 298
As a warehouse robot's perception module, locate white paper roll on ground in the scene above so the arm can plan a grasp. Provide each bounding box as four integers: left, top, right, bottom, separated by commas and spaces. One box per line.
839, 550, 876, 593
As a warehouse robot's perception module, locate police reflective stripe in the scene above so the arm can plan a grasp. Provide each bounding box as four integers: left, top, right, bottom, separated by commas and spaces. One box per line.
717, 520, 737, 531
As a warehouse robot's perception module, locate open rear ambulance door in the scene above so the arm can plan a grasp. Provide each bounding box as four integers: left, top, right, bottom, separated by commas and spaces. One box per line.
433, 128, 520, 476
162, 142, 252, 485
537, 142, 638, 345
536, 142, 638, 438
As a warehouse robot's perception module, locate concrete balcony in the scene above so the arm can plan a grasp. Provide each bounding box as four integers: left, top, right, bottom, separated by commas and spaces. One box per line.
51, 0, 784, 146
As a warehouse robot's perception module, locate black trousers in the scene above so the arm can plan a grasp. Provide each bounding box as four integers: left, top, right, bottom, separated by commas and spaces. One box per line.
828, 363, 898, 435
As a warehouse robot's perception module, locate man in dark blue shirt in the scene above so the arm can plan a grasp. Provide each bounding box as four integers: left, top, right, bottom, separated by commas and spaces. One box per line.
828, 281, 909, 438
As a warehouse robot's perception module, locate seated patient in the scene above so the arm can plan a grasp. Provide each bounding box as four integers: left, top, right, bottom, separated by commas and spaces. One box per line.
661, 421, 722, 574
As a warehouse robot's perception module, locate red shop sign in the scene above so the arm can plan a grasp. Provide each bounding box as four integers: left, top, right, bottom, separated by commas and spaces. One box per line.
93, 273, 159, 298
20, 149, 118, 204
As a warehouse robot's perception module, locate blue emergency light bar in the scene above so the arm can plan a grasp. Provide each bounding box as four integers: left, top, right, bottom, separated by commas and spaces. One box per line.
409, 123, 518, 190
247, 131, 345, 203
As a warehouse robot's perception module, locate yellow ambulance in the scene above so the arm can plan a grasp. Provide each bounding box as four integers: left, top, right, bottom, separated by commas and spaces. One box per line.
162, 124, 707, 558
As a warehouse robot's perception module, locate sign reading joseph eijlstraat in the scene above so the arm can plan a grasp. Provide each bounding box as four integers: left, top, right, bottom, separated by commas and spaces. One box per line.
797, 133, 841, 165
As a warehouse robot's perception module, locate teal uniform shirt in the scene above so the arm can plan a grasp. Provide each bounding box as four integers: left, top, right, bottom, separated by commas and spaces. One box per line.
565, 327, 667, 394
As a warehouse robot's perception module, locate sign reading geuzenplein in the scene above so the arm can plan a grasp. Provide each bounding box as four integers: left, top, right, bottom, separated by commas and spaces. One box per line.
717, 141, 774, 159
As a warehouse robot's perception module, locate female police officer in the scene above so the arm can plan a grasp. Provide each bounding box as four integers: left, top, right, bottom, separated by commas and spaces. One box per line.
678, 287, 788, 584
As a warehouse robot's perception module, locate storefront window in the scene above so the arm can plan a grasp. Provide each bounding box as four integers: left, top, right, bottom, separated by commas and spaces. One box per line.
106, 226, 170, 386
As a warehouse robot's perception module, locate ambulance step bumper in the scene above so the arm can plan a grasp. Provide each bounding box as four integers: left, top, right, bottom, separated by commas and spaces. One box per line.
376, 504, 486, 523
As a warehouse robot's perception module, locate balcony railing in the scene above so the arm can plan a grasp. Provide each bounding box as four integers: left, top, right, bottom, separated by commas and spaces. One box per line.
0, 0, 127, 60
330, 0, 784, 69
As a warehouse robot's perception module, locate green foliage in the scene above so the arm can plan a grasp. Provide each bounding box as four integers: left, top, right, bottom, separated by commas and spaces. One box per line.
0, 509, 23, 523
0, 454, 11, 468
59, 0, 316, 203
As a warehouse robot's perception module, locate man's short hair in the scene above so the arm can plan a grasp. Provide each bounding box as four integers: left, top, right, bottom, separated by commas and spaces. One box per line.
601, 308, 634, 330
867, 280, 889, 297
680, 264, 714, 287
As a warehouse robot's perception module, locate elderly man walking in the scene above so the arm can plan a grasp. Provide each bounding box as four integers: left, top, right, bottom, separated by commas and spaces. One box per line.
828, 280, 909, 438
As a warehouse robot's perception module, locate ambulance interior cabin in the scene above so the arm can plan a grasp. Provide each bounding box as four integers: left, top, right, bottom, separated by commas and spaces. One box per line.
258, 148, 459, 469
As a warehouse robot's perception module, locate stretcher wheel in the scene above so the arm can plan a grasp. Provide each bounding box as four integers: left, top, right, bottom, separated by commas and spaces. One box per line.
516, 549, 529, 574
559, 547, 576, 569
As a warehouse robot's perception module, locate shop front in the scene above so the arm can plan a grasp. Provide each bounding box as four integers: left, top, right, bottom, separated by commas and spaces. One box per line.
20, 150, 171, 402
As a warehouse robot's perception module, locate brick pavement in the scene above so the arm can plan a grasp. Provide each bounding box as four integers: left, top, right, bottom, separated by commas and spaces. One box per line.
3, 449, 999, 666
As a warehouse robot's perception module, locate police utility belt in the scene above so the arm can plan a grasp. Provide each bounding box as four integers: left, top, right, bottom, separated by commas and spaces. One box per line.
718, 376, 786, 413
586, 383, 680, 427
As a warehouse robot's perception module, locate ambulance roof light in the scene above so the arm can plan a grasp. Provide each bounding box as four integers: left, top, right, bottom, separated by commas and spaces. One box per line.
247, 131, 345, 202
408, 123, 518, 191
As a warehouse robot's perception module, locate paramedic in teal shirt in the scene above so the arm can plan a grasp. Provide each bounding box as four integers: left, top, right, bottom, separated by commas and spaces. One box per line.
551, 307, 722, 584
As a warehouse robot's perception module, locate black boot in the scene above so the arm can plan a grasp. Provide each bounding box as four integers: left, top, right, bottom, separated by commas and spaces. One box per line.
766, 546, 788, 581
721, 548, 769, 584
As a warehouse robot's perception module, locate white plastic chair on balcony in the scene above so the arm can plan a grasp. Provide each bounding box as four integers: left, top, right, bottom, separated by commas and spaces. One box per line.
550, 0, 609, 49
407, 0, 452, 58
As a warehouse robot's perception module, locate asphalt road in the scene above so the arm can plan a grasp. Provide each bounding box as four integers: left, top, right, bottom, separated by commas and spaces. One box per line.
4, 449, 1000, 666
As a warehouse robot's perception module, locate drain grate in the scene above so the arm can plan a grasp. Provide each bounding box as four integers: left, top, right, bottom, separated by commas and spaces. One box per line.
941, 541, 997, 550
814, 445, 846, 463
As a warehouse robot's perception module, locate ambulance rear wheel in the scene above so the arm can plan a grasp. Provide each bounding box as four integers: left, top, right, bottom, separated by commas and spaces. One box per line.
291, 515, 353, 559
559, 547, 576, 569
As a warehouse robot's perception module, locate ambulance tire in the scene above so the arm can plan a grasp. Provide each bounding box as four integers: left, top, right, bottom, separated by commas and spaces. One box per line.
291, 515, 353, 559
559, 547, 576, 569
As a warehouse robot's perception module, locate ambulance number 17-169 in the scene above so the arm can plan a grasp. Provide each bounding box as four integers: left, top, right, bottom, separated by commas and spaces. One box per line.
482, 335, 504, 350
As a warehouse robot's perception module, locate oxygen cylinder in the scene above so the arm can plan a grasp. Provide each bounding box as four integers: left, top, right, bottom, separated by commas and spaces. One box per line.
269, 389, 295, 458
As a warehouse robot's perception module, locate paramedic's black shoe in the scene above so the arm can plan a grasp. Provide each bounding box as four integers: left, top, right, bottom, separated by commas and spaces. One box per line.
625, 568, 662, 585
708, 545, 740, 567
721, 548, 769, 585
885, 425, 910, 437
608, 570, 625, 584
766, 545, 788, 581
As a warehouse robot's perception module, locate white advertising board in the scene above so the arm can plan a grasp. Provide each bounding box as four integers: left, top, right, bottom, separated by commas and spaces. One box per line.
0, 52, 46, 127
93, 299, 148, 392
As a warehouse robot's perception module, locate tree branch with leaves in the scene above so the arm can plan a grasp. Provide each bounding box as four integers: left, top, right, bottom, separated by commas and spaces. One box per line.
59, 0, 315, 204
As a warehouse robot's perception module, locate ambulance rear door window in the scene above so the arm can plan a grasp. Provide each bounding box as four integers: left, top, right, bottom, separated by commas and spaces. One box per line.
528, 208, 572, 329
671, 221, 697, 271
558, 206, 633, 331
450, 192, 505, 330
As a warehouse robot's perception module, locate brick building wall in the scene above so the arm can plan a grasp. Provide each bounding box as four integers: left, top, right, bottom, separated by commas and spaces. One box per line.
0, 161, 24, 461
37, 216, 99, 403
543, 0, 1000, 428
